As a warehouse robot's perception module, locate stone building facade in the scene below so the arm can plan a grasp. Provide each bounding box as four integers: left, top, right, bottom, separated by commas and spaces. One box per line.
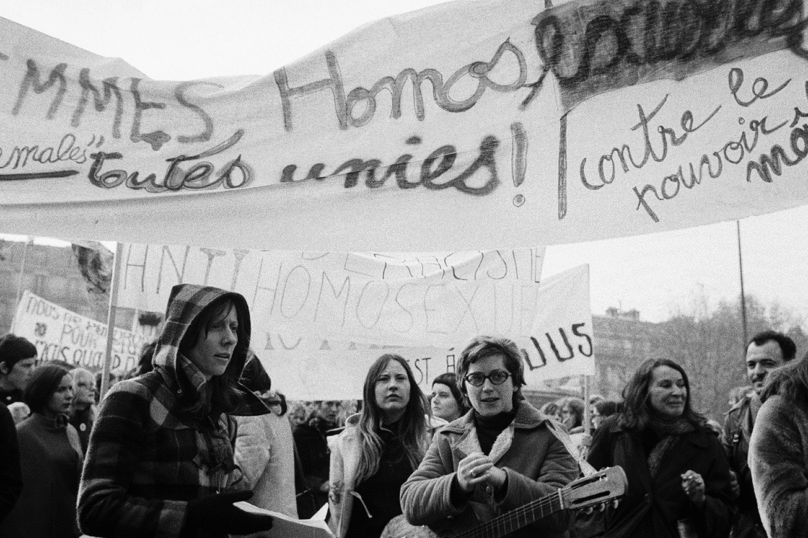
0, 240, 107, 334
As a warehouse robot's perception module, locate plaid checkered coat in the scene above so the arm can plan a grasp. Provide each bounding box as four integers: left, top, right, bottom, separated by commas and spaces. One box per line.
78, 284, 269, 538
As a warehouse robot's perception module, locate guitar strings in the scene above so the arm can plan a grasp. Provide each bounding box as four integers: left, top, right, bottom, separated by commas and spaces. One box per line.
457, 492, 562, 538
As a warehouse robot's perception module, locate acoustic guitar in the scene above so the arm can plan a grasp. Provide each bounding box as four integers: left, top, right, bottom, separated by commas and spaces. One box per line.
381, 466, 627, 538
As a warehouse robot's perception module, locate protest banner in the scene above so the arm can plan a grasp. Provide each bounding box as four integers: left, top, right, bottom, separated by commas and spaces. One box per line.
254, 265, 594, 399
0, 0, 805, 251
12, 290, 145, 373
117, 244, 547, 349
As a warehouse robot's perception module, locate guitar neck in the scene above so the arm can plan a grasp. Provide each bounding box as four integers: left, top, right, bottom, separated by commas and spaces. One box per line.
455, 489, 565, 538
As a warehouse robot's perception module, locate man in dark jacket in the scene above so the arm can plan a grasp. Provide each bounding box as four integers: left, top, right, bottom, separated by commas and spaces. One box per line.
722, 330, 796, 538
293, 400, 339, 518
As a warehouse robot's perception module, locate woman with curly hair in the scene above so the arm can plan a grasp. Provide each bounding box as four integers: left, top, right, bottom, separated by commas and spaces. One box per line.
587, 358, 733, 538
328, 354, 429, 538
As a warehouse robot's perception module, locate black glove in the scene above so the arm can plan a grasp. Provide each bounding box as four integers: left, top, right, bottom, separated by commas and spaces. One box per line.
185, 490, 274, 535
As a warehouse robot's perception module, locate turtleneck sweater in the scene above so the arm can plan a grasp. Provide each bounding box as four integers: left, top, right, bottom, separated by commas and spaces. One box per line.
474, 408, 517, 455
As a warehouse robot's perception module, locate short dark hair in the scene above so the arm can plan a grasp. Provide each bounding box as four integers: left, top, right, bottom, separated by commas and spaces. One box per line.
762, 351, 808, 405
595, 399, 619, 418
619, 358, 706, 431
457, 335, 526, 407
432, 372, 470, 415
0, 334, 37, 372
24, 363, 71, 414
748, 330, 797, 362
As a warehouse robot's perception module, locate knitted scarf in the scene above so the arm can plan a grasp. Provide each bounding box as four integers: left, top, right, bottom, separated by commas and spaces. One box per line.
646, 416, 694, 478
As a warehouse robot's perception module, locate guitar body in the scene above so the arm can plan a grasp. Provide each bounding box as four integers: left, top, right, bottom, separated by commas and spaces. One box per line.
381, 467, 627, 538
379, 515, 438, 538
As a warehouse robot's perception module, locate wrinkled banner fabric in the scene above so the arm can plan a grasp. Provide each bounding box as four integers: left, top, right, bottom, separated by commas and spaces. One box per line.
114, 244, 594, 397
0, 0, 806, 251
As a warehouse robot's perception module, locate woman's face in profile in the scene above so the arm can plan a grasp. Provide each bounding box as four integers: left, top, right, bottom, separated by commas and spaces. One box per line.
648, 365, 687, 418
431, 382, 461, 422
187, 304, 238, 379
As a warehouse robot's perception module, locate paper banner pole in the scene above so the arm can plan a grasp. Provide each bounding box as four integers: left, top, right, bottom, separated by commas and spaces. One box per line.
101, 242, 124, 400
736, 221, 749, 347
14, 237, 32, 316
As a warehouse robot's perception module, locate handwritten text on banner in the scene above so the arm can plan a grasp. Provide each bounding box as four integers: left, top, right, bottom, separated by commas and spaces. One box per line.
117, 244, 547, 349
0, 0, 805, 250
12, 291, 148, 373
255, 265, 594, 399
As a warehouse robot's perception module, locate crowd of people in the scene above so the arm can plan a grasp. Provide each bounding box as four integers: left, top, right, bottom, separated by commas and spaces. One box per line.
0, 284, 806, 538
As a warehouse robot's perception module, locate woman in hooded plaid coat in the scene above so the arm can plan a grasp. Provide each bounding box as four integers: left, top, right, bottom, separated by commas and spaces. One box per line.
78, 284, 274, 538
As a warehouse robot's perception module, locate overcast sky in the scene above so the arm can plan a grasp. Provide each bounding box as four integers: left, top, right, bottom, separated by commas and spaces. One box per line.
2, 0, 807, 325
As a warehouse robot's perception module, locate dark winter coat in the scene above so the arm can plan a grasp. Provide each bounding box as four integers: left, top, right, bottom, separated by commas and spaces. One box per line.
0, 413, 84, 538
587, 415, 733, 538
0, 402, 22, 523
293, 420, 334, 517
721, 394, 766, 538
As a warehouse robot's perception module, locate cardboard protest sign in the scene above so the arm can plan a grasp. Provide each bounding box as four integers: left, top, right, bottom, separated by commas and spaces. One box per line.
0, 0, 805, 251
12, 290, 146, 373
254, 265, 593, 399
116, 244, 546, 348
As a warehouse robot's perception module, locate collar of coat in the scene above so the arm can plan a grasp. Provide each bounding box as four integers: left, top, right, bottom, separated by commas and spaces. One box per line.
605, 415, 709, 449
440, 402, 560, 464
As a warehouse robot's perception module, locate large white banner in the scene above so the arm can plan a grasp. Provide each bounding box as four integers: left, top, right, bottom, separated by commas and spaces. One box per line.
12, 290, 148, 373
117, 244, 547, 349
256, 265, 594, 399
0, 0, 807, 251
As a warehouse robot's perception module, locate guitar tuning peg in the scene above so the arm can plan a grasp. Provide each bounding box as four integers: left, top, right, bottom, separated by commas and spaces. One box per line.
598, 503, 606, 512
584, 507, 594, 515
612, 500, 620, 509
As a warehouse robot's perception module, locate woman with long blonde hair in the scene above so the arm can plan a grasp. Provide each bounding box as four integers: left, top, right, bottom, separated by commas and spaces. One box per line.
328, 354, 428, 538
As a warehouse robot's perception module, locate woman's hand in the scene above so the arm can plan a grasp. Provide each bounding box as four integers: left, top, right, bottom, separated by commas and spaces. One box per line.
681, 470, 705, 506
457, 452, 507, 492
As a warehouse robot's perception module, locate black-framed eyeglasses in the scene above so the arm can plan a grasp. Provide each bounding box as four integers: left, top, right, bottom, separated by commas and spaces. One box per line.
464, 370, 511, 387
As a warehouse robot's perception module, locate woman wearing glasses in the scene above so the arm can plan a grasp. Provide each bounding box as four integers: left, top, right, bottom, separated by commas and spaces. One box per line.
401, 335, 580, 538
